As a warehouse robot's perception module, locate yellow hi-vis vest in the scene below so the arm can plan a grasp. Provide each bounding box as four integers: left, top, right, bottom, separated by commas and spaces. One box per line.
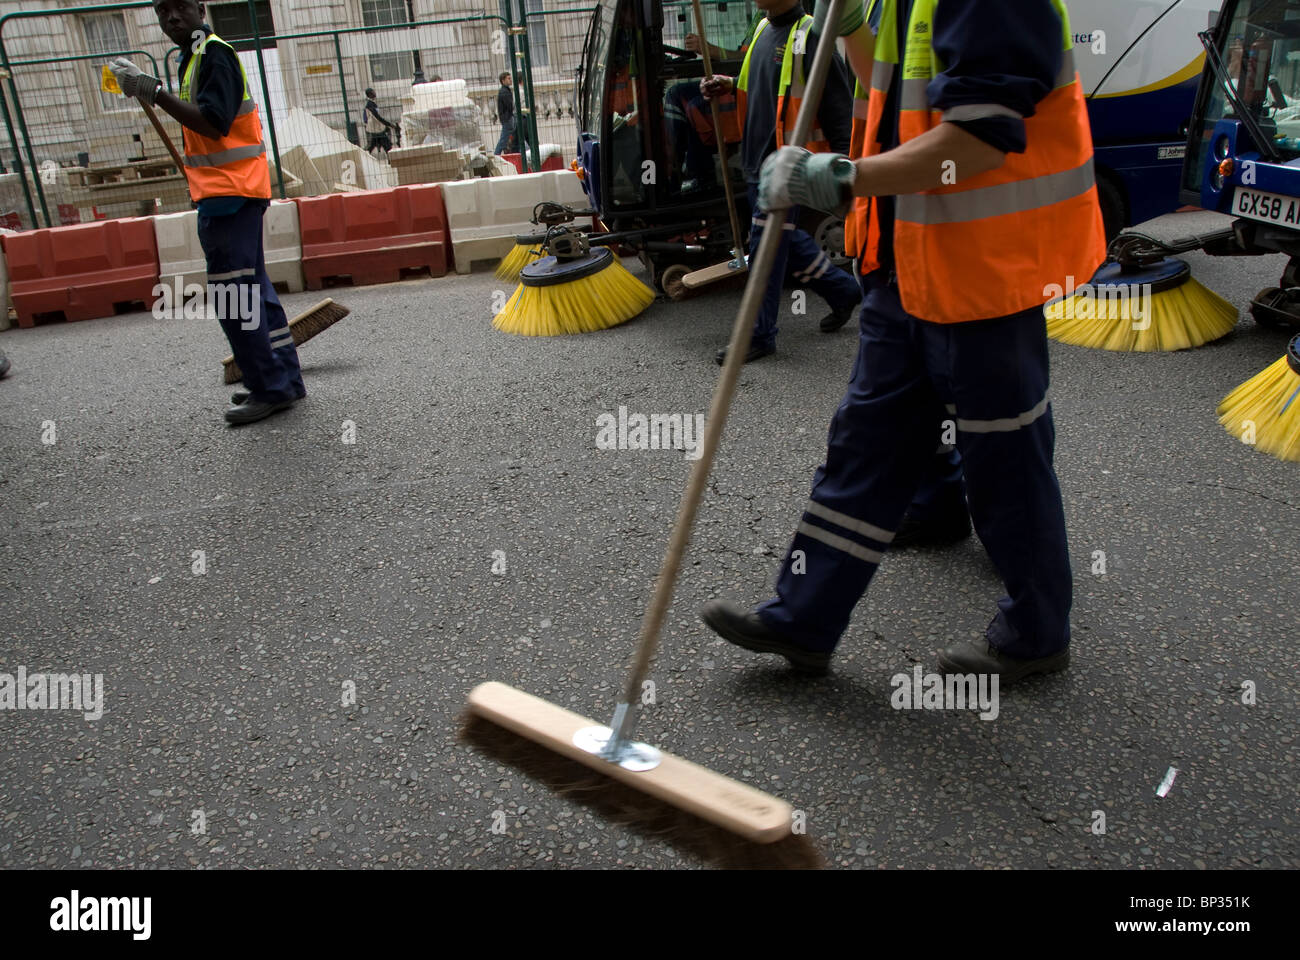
179, 33, 271, 201
844, 0, 1105, 323
735, 14, 831, 152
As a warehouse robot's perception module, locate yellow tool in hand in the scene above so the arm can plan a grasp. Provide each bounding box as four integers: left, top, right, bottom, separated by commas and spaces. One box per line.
100, 63, 122, 95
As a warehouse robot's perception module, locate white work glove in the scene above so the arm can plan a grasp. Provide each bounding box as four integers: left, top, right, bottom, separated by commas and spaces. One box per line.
759, 145, 857, 216
109, 57, 162, 106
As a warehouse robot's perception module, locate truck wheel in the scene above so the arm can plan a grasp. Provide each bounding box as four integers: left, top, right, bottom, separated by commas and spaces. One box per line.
1097, 175, 1126, 244
813, 215, 850, 268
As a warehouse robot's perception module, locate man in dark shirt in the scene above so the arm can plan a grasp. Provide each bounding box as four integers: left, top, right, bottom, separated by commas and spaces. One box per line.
495, 72, 517, 155
701, 0, 861, 364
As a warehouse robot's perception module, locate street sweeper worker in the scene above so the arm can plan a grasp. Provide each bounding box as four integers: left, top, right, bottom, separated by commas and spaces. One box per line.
700, 0, 1106, 684
665, 12, 763, 193
109, 0, 304, 427
700, 0, 862, 364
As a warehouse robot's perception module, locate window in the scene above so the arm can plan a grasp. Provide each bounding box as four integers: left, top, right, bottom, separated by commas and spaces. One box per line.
83, 13, 132, 113
363, 0, 416, 82
206, 1, 277, 51
500, 0, 549, 70
661, 0, 754, 56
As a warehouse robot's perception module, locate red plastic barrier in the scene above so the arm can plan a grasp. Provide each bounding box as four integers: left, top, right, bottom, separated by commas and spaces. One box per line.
2, 217, 160, 327
294, 185, 448, 290
501, 153, 562, 174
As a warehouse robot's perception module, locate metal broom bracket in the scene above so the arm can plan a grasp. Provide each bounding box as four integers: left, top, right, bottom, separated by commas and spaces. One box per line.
573, 702, 663, 771
545, 226, 590, 262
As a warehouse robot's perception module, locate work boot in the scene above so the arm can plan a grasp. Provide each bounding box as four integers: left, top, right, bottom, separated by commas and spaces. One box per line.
819, 303, 855, 333
700, 600, 831, 675
937, 637, 1069, 687
715, 342, 775, 366
232, 387, 305, 405
225, 396, 295, 426
892, 501, 973, 549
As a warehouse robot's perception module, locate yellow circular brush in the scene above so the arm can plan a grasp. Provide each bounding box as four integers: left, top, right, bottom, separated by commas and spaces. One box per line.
1046, 258, 1238, 351
494, 242, 543, 283
1217, 334, 1300, 463
493, 234, 654, 337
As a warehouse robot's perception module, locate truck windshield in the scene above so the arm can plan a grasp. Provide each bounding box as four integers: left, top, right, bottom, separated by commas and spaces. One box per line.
1188, 0, 1300, 192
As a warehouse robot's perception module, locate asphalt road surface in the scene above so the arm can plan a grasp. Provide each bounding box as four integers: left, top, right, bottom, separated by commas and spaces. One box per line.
1, 209, 1296, 869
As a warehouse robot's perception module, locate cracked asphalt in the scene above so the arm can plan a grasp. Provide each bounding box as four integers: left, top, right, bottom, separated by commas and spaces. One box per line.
0, 208, 1296, 869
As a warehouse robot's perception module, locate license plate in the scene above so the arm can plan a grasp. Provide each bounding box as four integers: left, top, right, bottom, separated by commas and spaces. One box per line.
1233, 186, 1300, 226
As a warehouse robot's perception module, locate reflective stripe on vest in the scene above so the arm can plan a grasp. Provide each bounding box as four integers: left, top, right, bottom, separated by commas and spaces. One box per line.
850, 0, 1104, 323
179, 33, 271, 200
736, 15, 830, 153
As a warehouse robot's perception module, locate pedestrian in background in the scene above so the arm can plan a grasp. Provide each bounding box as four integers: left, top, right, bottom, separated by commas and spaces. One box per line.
362, 88, 396, 157
495, 72, 517, 155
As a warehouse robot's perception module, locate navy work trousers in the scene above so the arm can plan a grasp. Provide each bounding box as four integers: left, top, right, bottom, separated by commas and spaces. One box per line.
197, 200, 304, 404
757, 270, 1072, 659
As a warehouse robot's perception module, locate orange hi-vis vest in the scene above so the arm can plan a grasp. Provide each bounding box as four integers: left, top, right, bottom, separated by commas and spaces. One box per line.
735, 14, 830, 152
179, 32, 271, 201
844, 0, 1105, 323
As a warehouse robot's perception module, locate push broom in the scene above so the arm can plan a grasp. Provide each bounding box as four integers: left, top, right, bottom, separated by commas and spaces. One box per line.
221, 297, 351, 383
466, 0, 851, 846
679, 0, 749, 294
103, 62, 353, 378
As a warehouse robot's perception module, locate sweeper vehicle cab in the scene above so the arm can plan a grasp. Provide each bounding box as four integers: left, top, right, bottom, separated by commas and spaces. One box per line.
1102, 0, 1300, 334
563, 0, 852, 298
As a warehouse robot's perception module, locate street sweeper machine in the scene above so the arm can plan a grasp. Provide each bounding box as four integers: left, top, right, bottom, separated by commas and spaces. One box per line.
568, 0, 784, 297
509, 0, 1220, 301
1106, 0, 1300, 334
499, 0, 851, 299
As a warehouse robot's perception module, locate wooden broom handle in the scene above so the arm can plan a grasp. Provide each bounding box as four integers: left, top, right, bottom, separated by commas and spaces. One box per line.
141, 100, 187, 172
615, 0, 847, 730
691, 0, 746, 262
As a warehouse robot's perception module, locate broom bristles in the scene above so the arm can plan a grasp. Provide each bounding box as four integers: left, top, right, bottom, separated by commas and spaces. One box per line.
493, 257, 654, 337
221, 298, 351, 384
1045, 277, 1237, 351
459, 714, 823, 868
289, 298, 350, 344
495, 243, 543, 283
1217, 355, 1300, 462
